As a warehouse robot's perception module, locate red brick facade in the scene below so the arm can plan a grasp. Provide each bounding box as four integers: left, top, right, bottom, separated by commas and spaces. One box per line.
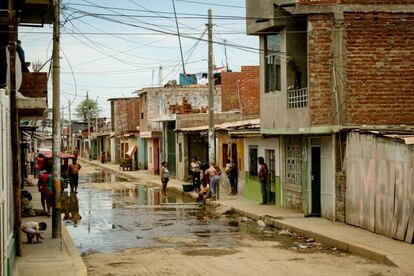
221, 66, 260, 115
19, 72, 48, 98
344, 13, 414, 125
308, 14, 335, 125
113, 98, 140, 134
308, 12, 414, 126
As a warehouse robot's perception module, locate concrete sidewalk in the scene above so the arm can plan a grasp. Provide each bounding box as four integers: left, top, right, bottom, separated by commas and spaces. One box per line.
81, 158, 414, 273
14, 179, 87, 276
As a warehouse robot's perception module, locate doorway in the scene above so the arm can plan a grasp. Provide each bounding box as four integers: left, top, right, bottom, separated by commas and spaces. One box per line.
311, 146, 321, 216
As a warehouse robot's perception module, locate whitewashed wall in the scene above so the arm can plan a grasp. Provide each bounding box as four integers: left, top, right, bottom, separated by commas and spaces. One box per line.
0, 91, 13, 276
346, 132, 414, 243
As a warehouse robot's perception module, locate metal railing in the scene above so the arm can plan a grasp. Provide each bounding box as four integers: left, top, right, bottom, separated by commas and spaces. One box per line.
288, 87, 308, 109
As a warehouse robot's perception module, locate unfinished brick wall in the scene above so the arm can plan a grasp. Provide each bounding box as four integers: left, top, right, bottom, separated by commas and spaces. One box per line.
308, 14, 335, 126
344, 13, 414, 125
19, 72, 48, 98
221, 66, 260, 115
114, 98, 140, 134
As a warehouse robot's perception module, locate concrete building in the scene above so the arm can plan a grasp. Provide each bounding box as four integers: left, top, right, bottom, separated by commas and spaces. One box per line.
108, 97, 140, 167
246, 0, 414, 239
138, 84, 222, 177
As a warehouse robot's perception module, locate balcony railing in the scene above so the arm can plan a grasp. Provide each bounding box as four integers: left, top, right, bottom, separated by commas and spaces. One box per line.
288, 87, 308, 109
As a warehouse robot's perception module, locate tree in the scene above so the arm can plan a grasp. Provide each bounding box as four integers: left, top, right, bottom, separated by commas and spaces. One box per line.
76, 98, 99, 122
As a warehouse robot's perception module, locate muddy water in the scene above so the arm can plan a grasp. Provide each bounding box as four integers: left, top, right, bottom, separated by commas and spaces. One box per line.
66, 169, 348, 257
66, 170, 245, 254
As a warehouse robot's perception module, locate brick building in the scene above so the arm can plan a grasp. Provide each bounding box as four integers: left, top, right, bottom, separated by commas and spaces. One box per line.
246, 0, 414, 233
221, 66, 260, 115
138, 85, 221, 176
108, 97, 141, 164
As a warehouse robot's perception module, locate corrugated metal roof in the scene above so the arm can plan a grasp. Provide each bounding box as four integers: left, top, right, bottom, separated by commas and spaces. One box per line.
177, 118, 260, 132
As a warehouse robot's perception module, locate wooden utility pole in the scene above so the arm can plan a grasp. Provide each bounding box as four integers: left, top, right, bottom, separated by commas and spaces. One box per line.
87, 91, 91, 160
68, 99, 72, 152
52, 0, 62, 239
207, 9, 218, 199
9, 0, 22, 256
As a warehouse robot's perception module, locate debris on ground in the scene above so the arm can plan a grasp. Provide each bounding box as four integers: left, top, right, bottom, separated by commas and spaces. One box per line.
330, 247, 337, 251
215, 206, 235, 215
239, 216, 251, 222
298, 244, 308, 249
228, 220, 239, 227
306, 238, 315, 243
136, 235, 143, 239
257, 220, 266, 229
278, 229, 293, 236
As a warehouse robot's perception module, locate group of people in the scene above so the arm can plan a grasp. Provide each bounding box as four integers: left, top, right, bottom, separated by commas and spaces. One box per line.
35, 157, 82, 216
189, 156, 238, 203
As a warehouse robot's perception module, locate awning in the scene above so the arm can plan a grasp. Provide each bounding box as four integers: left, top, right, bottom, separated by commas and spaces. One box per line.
177, 118, 260, 132
38, 148, 74, 159
126, 145, 137, 157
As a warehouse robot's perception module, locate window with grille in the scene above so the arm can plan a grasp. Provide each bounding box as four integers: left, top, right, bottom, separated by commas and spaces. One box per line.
288, 88, 308, 108
249, 146, 258, 176
286, 141, 302, 186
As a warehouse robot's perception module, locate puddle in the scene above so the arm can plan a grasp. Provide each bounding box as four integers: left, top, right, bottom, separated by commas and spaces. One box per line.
67, 170, 349, 257
86, 170, 129, 183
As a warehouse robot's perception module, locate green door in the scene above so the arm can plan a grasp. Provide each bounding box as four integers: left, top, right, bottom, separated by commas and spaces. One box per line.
167, 122, 176, 176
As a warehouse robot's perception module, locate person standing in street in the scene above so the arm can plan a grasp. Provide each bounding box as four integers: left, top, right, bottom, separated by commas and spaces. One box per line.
160, 161, 169, 196
206, 162, 220, 200
258, 157, 269, 205
190, 156, 201, 192
68, 158, 81, 193
228, 159, 238, 196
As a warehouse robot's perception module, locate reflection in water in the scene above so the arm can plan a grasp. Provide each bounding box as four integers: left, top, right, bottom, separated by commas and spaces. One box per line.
67, 172, 243, 254
62, 191, 82, 225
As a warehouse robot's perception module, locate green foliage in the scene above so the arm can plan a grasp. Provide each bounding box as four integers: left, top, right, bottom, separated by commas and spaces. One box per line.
76, 98, 99, 121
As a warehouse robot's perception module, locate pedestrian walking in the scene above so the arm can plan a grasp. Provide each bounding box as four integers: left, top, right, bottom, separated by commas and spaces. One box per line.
35, 153, 45, 178
160, 161, 169, 196
190, 156, 201, 192
37, 170, 49, 213
68, 158, 81, 192
258, 157, 269, 205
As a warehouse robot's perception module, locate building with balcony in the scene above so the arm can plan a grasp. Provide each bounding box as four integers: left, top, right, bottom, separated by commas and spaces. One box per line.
246, 0, 414, 237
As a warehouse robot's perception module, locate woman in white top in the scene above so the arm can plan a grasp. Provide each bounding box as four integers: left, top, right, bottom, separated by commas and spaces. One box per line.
160, 161, 169, 196
190, 156, 201, 192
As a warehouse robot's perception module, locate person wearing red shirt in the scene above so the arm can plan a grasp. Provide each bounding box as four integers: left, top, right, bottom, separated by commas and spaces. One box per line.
37, 171, 49, 212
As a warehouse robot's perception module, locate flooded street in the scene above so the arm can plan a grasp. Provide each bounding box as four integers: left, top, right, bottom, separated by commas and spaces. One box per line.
67, 163, 405, 276
66, 169, 244, 254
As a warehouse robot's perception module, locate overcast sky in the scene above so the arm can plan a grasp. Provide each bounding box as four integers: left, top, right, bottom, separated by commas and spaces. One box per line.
19, 0, 259, 118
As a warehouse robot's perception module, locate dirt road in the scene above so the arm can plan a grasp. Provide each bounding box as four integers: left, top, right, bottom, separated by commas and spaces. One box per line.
83, 240, 403, 276
77, 163, 406, 276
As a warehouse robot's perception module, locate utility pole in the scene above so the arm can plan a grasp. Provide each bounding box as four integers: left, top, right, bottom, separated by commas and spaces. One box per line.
87, 91, 91, 160
52, 0, 62, 239
9, 0, 22, 256
68, 99, 72, 152
207, 9, 218, 195
172, 0, 186, 74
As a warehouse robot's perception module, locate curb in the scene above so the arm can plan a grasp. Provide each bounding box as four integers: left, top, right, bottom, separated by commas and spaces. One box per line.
61, 225, 88, 276
79, 159, 397, 267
